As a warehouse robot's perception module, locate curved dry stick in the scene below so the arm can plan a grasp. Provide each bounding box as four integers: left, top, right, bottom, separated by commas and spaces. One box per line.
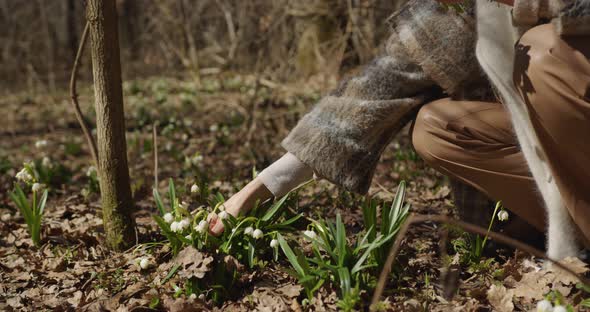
69, 22, 99, 168
371, 213, 590, 306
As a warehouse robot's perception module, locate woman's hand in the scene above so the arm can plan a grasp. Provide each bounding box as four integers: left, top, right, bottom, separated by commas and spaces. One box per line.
208, 177, 273, 235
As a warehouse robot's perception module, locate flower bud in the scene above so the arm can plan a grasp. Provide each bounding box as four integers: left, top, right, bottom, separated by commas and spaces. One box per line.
252, 229, 263, 239
190, 184, 199, 193
35, 140, 48, 148
163, 212, 174, 223
553, 306, 566, 312
31, 183, 44, 192
536, 299, 553, 312
218, 211, 229, 220
497, 210, 509, 222
170, 221, 180, 232
139, 257, 150, 270
303, 230, 317, 240
270, 239, 278, 248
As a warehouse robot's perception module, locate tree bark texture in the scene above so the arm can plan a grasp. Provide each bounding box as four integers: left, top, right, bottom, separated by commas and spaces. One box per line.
86, 0, 136, 251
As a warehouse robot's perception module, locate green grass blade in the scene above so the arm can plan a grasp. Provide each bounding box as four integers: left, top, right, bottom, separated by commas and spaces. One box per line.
168, 178, 176, 213
261, 194, 289, 222
277, 233, 306, 277
336, 214, 346, 267
153, 188, 166, 215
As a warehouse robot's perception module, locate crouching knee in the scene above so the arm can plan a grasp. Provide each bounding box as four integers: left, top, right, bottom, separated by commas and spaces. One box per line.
411, 98, 452, 167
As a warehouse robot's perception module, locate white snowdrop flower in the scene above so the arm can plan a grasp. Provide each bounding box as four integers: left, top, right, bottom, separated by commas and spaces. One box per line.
42, 157, 52, 168
86, 166, 97, 177
170, 221, 180, 232
190, 184, 199, 193
191, 155, 203, 165
536, 299, 553, 312
178, 219, 190, 230
252, 229, 263, 239
139, 257, 150, 270
553, 306, 566, 312
1, 213, 11, 222
209, 124, 219, 132
15, 168, 33, 183
31, 183, 44, 192
497, 210, 509, 222
189, 293, 197, 300
303, 230, 317, 240
163, 213, 174, 223
181, 133, 189, 142
35, 140, 48, 148
198, 294, 205, 300
218, 211, 229, 220
185, 234, 192, 240
270, 239, 278, 248
195, 220, 208, 233
244, 226, 254, 236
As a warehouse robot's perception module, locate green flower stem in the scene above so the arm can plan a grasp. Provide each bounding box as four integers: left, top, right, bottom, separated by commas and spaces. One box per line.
481, 201, 502, 250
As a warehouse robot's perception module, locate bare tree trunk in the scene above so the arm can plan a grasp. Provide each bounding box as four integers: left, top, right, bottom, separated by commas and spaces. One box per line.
86, 0, 136, 251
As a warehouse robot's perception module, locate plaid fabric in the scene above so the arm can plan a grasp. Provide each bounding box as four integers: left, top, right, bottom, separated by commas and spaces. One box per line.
451, 179, 545, 247
451, 179, 494, 229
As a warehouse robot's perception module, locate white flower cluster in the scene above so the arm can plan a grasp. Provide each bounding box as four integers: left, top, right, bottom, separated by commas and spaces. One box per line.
536, 299, 566, 312
194, 220, 208, 234
244, 226, 263, 239
15, 168, 33, 183
170, 219, 190, 233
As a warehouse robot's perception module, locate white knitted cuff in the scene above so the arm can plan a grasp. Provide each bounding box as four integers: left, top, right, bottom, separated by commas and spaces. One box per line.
258, 153, 313, 198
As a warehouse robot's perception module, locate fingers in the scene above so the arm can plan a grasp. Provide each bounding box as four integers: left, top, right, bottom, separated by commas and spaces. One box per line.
207, 212, 223, 236
208, 217, 223, 236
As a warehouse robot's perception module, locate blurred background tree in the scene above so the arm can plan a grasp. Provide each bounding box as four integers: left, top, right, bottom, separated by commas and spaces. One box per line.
0, 0, 406, 94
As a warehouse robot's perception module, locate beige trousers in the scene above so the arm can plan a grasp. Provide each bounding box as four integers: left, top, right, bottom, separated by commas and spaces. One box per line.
412, 24, 590, 243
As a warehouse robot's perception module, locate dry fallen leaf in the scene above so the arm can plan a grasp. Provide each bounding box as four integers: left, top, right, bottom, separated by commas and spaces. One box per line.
174, 246, 214, 279
487, 284, 514, 312
512, 257, 588, 302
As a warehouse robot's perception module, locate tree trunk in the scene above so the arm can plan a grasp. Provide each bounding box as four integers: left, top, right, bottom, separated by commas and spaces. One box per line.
86, 0, 136, 251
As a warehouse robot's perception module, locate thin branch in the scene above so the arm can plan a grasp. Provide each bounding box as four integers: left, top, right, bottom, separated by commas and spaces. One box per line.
371, 213, 590, 306
69, 22, 99, 169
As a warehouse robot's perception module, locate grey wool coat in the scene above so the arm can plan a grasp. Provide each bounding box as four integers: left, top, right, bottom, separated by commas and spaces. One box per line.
281, 0, 590, 194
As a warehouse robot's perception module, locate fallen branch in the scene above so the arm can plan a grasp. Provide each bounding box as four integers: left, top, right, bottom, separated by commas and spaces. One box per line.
69, 22, 99, 169
370, 213, 590, 306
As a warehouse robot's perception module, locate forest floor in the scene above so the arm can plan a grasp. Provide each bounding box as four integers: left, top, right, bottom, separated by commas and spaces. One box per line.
1, 73, 589, 311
